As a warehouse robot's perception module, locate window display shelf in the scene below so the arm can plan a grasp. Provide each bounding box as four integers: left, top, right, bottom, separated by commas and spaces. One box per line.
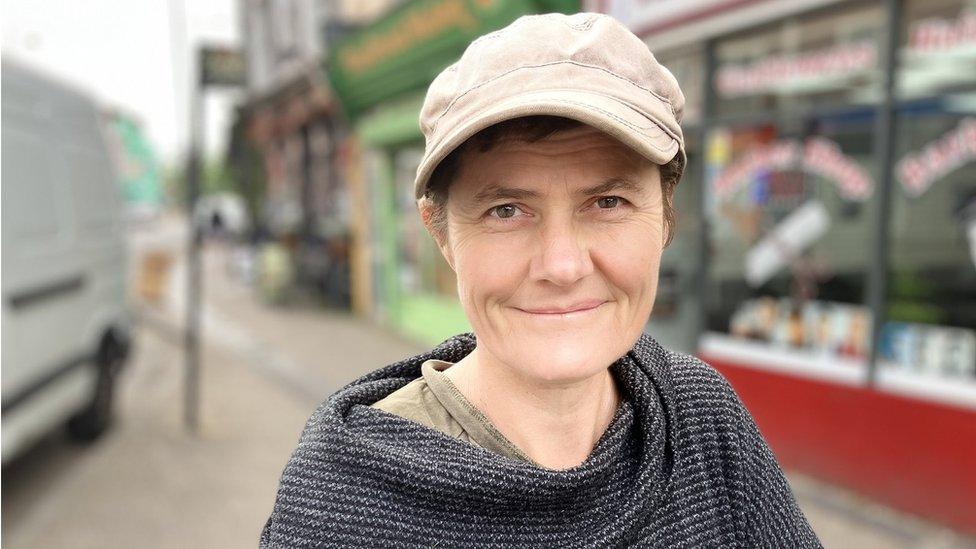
876, 366, 976, 411
698, 332, 976, 409
698, 332, 865, 386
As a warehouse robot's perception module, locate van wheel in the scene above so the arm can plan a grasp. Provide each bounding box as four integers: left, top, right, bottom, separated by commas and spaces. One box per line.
67, 338, 124, 442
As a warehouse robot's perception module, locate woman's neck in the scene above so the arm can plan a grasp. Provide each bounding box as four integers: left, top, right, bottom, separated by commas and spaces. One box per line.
444, 345, 622, 470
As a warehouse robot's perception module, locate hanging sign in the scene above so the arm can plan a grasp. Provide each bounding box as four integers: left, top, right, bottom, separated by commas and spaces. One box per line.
200, 46, 246, 88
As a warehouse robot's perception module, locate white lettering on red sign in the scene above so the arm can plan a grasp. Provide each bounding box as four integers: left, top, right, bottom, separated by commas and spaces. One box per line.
897, 118, 976, 197
910, 10, 976, 53
716, 40, 877, 98
712, 137, 873, 202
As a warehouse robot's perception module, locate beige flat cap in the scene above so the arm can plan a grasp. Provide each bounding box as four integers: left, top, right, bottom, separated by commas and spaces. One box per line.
414, 12, 686, 200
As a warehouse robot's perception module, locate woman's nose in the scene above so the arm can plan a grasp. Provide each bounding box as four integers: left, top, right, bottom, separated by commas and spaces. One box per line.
529, 216, 594, 286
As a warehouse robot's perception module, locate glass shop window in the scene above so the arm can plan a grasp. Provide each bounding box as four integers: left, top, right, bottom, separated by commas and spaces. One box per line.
646, 48, 706, 353
394, 147, 457, 299
702, 111, 878, 371
882, 0, 976, 384
714, 3, 884, 119
656, 47, 705, 127
363, 148, 391, 321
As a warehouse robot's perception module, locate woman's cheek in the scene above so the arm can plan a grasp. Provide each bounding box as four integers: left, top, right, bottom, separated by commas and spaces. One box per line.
598, 224, 662, 295
454, 235, 522, 305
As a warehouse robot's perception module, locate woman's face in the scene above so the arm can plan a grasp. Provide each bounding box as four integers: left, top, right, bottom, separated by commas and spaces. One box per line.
432, 124, 668, 385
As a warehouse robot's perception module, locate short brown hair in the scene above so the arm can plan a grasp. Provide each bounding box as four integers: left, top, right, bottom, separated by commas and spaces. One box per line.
418, 116, 683, 247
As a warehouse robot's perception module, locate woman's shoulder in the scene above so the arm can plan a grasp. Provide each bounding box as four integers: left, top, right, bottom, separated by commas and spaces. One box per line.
659, 347, 736, 392
651, 346, 771, 463
652, 346, 749, 422
370, 376, 432, 425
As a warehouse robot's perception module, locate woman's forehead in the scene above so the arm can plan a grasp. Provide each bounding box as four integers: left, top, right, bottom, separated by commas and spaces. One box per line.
488, 124, 642, 158
454, 131, 655, 192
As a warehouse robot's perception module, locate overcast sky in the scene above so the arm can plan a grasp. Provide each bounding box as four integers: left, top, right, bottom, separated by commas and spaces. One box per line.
2, 0, 242, 165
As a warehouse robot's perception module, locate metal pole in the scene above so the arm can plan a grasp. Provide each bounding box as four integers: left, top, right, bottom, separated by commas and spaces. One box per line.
184, 49, 205, 432
694, 39, 718, 345
866, 0, 901, 387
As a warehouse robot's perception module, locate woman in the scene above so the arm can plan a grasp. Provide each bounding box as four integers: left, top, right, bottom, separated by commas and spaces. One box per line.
261, 13, 820, 548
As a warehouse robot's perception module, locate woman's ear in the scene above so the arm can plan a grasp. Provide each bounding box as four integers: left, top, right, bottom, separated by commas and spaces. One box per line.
439, 240, 456, 273
418, 198, 456, 272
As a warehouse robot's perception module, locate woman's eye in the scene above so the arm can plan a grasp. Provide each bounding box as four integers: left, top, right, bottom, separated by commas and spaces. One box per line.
488, 204, 520, 219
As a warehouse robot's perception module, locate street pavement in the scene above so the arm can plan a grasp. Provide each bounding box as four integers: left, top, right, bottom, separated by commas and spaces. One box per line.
2, 218, 422, 548
2, 215, 973, 548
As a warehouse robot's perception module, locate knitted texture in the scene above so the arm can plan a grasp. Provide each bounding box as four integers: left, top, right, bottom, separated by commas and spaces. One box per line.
260, 332, 822, 548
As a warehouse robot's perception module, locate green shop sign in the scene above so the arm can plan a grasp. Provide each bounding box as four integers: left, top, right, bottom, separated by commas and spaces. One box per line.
328, 0, 578, 121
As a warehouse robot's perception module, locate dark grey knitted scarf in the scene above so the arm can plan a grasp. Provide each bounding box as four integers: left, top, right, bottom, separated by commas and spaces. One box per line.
260, 332, 821, 548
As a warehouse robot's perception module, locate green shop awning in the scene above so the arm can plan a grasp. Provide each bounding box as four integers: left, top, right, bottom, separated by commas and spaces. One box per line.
328, 0, 579, 122
355, 91, 426, 148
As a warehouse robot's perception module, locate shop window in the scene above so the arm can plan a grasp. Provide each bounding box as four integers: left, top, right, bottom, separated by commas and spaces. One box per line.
649, 126, 704, 353
656, 47, 705, 127
883, 0, 976, 385
637, 48, 707, 352
363, 148, 391, 321
702, 110, 878, 374
714, 3, 884, 119
394, 148, 456, 299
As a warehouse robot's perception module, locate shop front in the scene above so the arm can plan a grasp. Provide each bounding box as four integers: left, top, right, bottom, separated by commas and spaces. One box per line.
227, 71, 349, 306
329, 0, 578, 345
611, 0, 976, 532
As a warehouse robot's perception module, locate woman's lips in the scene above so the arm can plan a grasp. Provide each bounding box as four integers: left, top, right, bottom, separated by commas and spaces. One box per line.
517, 300, 607, 316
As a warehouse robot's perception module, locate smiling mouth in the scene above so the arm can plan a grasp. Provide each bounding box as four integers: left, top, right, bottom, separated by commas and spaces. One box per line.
516, 301, 607, 317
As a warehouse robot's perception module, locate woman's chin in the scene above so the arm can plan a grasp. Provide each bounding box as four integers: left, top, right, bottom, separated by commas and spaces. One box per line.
501, 338, 616, 384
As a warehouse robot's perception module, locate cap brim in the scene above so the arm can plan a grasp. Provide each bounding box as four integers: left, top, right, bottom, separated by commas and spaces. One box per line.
414, 88, 682, 200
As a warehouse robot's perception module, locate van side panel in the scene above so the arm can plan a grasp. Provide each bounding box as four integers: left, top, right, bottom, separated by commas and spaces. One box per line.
1, 59, 130, 461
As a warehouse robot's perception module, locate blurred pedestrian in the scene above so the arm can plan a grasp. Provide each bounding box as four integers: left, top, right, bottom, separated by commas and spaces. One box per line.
210, 210, 224, 238
262, 12, 820, 548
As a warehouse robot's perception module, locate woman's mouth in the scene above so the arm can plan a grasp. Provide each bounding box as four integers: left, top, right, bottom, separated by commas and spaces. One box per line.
516, 300, 607, 318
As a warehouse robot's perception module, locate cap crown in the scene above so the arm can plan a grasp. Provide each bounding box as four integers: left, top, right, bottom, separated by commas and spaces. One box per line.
414, 12, 687, 201
420, 12, 685, 141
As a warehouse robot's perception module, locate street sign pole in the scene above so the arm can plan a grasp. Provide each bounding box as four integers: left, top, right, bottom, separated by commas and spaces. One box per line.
183, 45, 246, 434
184, 49, 206, 433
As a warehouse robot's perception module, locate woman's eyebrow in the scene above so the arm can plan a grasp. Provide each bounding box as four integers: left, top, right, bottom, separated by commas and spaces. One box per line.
468, 177, 643, 206
471, 184, 541, 205
578, 177, 644, 196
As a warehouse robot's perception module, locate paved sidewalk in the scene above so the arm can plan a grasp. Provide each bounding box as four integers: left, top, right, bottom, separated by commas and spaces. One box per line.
2, 235, 423, 548
2, 311, 315, 548
788, 474, 973, 548
192, 244, 424, 401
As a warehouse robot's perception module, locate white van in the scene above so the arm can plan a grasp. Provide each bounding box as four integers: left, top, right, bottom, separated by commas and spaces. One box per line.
2, 58, 132, 463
